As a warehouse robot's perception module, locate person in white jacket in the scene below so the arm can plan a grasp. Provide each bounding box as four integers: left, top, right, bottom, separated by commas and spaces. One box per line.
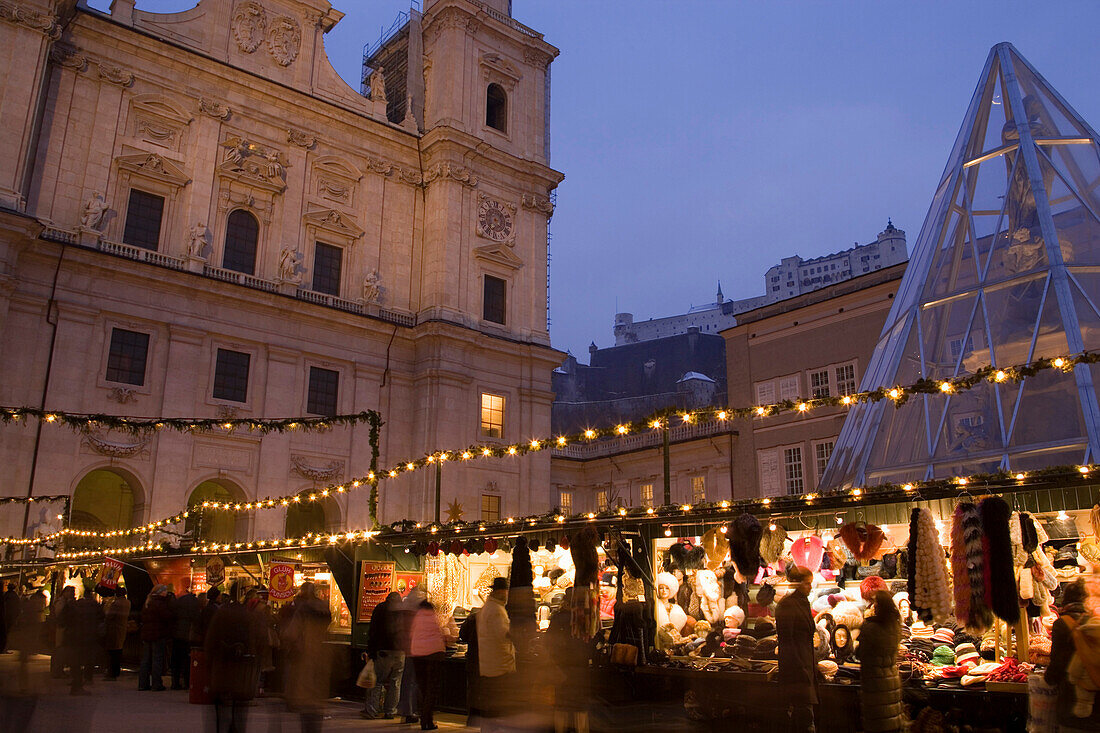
476, 578, 516, 732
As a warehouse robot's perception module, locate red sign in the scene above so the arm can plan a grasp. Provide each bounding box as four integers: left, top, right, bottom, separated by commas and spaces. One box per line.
98, 558, 124, 589
357, 561, 394, 622
393, 572, 423, 599
269, 564, 295, 600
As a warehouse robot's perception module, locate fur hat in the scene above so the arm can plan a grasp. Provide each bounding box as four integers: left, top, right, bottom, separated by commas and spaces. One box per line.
760, 523, 788, 565
727, 514, 764, 580
790, 534, 825, 572
755, 581, 777, 606
859, 575, 888, 602
657, 571, 679, 597
830, 601, 864, 633
723, 605, 746, 628
667, 540, 707, 574
838, 522, 886, 561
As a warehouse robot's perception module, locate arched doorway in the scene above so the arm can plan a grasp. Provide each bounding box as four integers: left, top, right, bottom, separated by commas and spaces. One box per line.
285, 491, 338, 538
184, 480, 242, 545
70, 469, 142, 549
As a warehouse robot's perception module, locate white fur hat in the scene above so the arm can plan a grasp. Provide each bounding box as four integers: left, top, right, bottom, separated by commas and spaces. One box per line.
831, 601, 864, 630
657, 571, 679, 596
723, 605, 746, 627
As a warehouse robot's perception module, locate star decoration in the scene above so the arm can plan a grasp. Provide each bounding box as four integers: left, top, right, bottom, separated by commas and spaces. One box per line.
445, 499, 464, 523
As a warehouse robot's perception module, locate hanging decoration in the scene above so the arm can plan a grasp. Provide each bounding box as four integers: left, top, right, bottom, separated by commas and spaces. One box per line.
0, 495, 67, 505
0, 407, 382, 436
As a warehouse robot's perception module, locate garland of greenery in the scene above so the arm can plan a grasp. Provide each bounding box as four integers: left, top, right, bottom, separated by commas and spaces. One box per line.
0, 408, 381, 436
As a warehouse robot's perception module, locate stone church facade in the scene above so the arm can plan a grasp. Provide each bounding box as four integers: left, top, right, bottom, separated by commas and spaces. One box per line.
0, 0, 562, 545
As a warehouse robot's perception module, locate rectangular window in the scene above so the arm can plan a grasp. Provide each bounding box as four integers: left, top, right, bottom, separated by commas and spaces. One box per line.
835, 363, 857, 396
757, 449, 780, 497
483, 275, 506, 324
779, 375, 800, 401
755, 381, 776, 406
481, 494, 500, 522
122, 189, 165, 251
480, 393, 505, 438
640, 483, 654, 508
691, 475, 705, 503
307, 366, 339, 416
559, 491, 573, 514
597, 490, 608, 512
809, 369, 831, 399
784, 446, 804, 495
814, 441, 834, 483
105, 328, 149, 386
213, 348, 251, 403
949, 335, 974, 361
312, 243, 343, 296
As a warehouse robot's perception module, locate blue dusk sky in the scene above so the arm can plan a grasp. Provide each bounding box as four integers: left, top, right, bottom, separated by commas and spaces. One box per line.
89, 1, 1100, 360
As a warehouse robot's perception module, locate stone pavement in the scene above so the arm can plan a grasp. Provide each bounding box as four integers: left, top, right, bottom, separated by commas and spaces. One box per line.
0, 665, 477, 733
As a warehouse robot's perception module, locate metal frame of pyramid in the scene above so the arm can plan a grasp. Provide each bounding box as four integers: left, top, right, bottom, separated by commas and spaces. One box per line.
821, 43, 1100, 490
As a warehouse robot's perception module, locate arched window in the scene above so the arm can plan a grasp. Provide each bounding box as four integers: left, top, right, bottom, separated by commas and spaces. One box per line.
223, 210, 259, 275
486, 83, 507, 133
185, 481, 239, 545
70, 469, 140, 550
285, 492, 329, 539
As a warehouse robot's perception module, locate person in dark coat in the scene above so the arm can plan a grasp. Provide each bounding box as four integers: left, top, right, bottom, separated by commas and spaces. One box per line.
1046, 579, 1100, 731
859, 591, 904, 732
138, 584, 174, 691
205, 582, 263, 733
775, 565, 818, 733
192, 587, 221, 648
2, 583, 21, 652
547, 588, 593, 733
283, 582, 332, 733
169, 581, 200, 689
363, 592, 405, 719
458, 610, 481, 728
59, 586, 104, 695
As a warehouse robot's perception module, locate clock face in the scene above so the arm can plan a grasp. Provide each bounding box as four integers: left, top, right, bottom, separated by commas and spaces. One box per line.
478, 198, 513, 242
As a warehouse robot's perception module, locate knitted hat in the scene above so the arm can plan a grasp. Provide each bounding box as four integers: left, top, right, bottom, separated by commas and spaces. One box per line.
752, 637, 778, 659
790, 534, 825, 572
860, 575, 889, 602
954, 643, 980, 667
931, 627, 955, 646
931, 645, 956, 666
723, 605, 746, 628
817, 659, 838, 678
910, 622, 934, 639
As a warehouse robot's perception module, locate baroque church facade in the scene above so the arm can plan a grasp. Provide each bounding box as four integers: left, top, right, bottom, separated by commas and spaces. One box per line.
0, 0, 562, 545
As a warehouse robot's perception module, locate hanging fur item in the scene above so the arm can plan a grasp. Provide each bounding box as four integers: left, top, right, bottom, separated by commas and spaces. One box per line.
1019, 512, 1039, 553
838, 521, 886, 561
906, 509, 919, 607
760, 523, 788, 565
912, 508, 952, 624
953, 501, 992, 632
980, 496, 1020, 624
727, 513, 764, 582
1091, 503, 1100, 540
701, 526, 730, 570
950, 504, 971, 627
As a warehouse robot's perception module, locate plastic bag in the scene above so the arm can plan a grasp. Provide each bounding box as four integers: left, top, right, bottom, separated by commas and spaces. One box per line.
356, 658, 376, 689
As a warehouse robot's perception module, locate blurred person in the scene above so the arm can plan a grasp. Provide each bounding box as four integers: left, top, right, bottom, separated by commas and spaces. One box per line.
548, 587, 591, 733
103, 587, 131, 680
408, 596, 446, 731
362, 591, 404, 720
205, 581, 263, 733
283, 582, 332, 733
1046, 579, 1100, 731
170, 581, 200, 689
49, 586, 75, 678
2, 582, 20, 652
859, 591, 904, 732
9, 588, 46, 695
477, 577, 516, 733
776, 565, 818, 733
395, 588, 421, 724
193, 587, 221, 648
139, 584, 174, 691
59, 582, 104, 695
245, 586, 275, 696
458, 608, 481, 727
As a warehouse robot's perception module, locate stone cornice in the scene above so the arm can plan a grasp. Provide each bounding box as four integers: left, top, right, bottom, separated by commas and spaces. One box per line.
0, 0, 61, 39
421, 125, 563, 188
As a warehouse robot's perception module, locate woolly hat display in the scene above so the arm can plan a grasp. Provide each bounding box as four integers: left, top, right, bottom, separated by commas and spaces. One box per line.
657, 572, 680, 597
976, 496, 1019, 624
817, 659, 839, 679
1029, 636, 1052, 665
812, 627, 831, 661
752, 637, 778, 659
909, 508, 952, 624
931, 645, 956, 666
931, 627, 955, 646
951, 501, 993, 633
860, 575, 889, 602
1054, 545, 1082, 569
1081, 538, 1100, 566
790, 534, 825, 572
839, 521, 886, 561
760, 523, 788, 565
812, 595, 835, 614
727, 514, 764, 580
955, 643, 980, 667
723, 605, 746, 628
910, 622, 934, 639
755, 581, 777, 607
830, 601, 864, 631
701, 526, 730, 570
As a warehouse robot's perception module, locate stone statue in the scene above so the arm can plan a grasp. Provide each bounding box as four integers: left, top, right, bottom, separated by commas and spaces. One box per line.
265, 150, 285, 181
188, 222, 208, 257
369, 66, 387, 104
81, 192, 109, 230
279, 247, 303, 283
362, 269, 385, 304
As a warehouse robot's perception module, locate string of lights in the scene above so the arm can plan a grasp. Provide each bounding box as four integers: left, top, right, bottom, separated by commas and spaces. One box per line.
0, 510, 191, 548
0, 495, 67, 505
56, 529, 380, 561
0, 408, 382, 436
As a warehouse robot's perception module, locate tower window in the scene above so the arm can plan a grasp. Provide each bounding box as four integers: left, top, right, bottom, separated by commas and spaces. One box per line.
486, 83, 507, 132
483, 275, 506, 324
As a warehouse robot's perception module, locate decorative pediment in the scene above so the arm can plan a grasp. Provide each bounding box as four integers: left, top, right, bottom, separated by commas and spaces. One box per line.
474, 243, 524, 270
312, 156, 362, 205
217, 134, 287, 193
303, 206, 364, 239
480, 53, 522, 88
130, 94, 192, 150
116, 152, 190, 188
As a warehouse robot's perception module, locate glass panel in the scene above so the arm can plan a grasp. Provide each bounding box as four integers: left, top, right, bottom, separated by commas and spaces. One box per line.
1007, 368, 1086, 449
972, 63, 1009, 159
1009, 444, 1089, 473
927, 455, 1003, 481
922, 186, 980, 302
1069, 272, 1100, 350
982, 274, 1048, 367
966, 157, 1011, 263
1037, 146, 1100, 266
930, 383, 1002, 462
920, 293, 981, 379
1010, 52, 1093, 139
866, 394, 930, 475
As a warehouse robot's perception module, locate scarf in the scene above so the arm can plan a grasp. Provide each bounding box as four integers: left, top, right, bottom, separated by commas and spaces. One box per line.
838, 521, 886, 561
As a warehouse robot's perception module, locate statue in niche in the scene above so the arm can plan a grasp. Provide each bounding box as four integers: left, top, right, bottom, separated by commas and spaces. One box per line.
279, 247, 303, 283
369, 66, 387, 104
81, 192, 109, 230
362, 270, 385, 304
188, 222, 209, 257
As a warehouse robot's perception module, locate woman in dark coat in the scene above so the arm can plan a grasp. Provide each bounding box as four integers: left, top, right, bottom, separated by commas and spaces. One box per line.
205, 583, 263, 733
1045, 579, 1100, 731
775, 565, 817, 733
859, 591, 904, 732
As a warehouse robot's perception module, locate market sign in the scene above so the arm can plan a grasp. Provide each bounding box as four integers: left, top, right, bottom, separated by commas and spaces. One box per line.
98, 558, 124, 589
357, 561, 394, 622
269, 563, 295, 601
205, 556, 225, 587
393, 572, 423, 599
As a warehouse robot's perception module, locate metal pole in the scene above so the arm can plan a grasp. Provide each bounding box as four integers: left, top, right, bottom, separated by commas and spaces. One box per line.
435, 461, 441, 524
662, 427, 671, 506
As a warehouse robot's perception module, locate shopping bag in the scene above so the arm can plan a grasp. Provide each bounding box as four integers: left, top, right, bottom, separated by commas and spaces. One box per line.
356, 658, 377, 689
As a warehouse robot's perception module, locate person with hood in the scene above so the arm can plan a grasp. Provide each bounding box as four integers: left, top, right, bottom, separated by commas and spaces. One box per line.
775, 565, 818, 733
59, 584, 104, 695
859, 591, 904, 732
283, 582, 332, 733
170, 581, 200, 690
49, 585, 75, 679
103, 587, 131, 680
407, 596, 446, 731
477, 577, 517, 733
363, 591, 404, 719
1046, 578, 1100, 731
139, 584, 174, 691
205, 581, 263, 733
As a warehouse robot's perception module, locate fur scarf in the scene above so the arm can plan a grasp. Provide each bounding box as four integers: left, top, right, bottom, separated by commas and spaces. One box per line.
760, 523, 788, 565
912, 508, 952, 624
907, 509, 919, 607
951, 502, 992, 632
695, 569, 724, 624
838, 522, 886, 561
728, 513, 764, 582
980, 496, 1019, 624
701, 527, 730, 570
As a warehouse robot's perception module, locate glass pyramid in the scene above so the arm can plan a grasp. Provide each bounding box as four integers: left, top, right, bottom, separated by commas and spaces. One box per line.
821, 43, 1100, 490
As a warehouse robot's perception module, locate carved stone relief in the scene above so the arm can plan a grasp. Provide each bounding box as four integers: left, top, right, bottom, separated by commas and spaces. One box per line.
267, 15, 302, 67
303, 205, 364, 240
521, 193, 555, 218
361, 270, 384, 304
480, 52, 521, 90
107, 387, 138, 404
50, 42, 86, 71
200, 97, 231, 120
423, 162, 478, 188
0, 1, 61, 39
311, 157, 361, 206
523, 47, 553, 70
290, 455, 344, 482
286, 128, 316, 148
218, 134, 288, 192
116, 152, 191, 188
232, 1, 267, 54
98, 63, 134, 87
130, 96, 193, 151
81, 428, 150, 460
